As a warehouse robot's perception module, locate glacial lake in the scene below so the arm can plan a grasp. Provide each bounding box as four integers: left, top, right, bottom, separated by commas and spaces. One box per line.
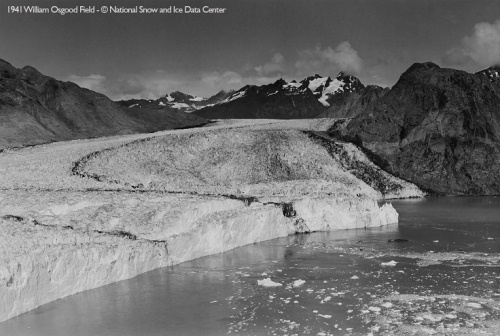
1, 197, 499, 335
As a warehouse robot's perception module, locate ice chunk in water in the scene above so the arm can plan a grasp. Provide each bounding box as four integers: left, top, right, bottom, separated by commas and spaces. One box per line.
292, 279, 306, 288
257, 278, 282, 287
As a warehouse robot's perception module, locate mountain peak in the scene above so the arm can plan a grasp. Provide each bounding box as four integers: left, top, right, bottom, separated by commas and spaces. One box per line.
404, 62, 440, 75
0, 59, 13, 68
0, 59, 17, 76
336, 71, 346, 78
22, 65, 41, 73
21, 65, 45, 81
168, 90, 192, 97
274, 78, 287, 86
302, 74, 325, 81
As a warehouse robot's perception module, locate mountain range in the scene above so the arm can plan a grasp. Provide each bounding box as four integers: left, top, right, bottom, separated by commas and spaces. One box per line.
118, 72, 369, 119
2, 56, 500, 195
0, 59, 207, 150
117, 90, 232, 113
192, 72, 368, 119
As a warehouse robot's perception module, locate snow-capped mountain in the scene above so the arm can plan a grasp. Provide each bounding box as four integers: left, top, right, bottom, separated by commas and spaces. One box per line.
301, 72, 365, 107
117, 90, 232, 113
194, 73, 365, 119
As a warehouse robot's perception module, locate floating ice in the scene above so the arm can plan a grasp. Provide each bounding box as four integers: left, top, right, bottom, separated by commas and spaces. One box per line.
257, 278, 282, 287
381, 260, 398, 267
368, 306, 381, 312
467, 302, 482, 308
292, 279, 306, 288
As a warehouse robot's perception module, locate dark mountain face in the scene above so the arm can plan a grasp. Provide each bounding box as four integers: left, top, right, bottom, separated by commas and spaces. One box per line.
193, 79, 326, 119
193, 73, 365, 119
318, 85, 389, 118
0, 59, 206, 150
476, 65, 500, 90
117, 90, 232, 113
341, 62, 500, 195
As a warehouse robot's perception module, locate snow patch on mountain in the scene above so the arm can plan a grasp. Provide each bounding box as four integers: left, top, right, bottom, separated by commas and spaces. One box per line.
222, 89, 247, 103
308, 77, 329, 92
283, 82, 301, 89
318, 79, 345, 106
171, 102, 191, 109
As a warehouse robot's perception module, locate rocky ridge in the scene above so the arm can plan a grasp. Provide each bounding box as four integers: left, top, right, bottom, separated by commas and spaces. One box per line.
318, 85, 390, 118
339, 62, 500, 195
0, 59, 207, 150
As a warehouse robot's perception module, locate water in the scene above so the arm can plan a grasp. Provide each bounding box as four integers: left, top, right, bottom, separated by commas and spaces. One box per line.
1, 197, 499, 335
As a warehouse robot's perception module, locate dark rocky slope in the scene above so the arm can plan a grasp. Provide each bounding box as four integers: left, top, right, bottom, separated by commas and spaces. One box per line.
0, 59, 206, 150
319, 85, 389, 118
194, 79, 326, 119
340, 62, 500, 195
476, 65, 500, 90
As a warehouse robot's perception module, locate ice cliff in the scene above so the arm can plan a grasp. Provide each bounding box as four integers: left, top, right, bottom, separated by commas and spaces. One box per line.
0, 119, 418, 322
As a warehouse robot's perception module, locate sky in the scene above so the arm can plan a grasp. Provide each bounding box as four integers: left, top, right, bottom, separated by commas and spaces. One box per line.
1, 0, 500, 100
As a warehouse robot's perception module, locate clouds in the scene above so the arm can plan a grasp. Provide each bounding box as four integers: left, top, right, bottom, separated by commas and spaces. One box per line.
463, 20, 500, 66
67, 74, 107, 92
443, 20, 500, 67
66, 42, 367, 100
254, 53, 285, 76
295, 41, 364, 76
199, 44, 366, 96
199, 69, 282, 93
201, 70, 244, 88
66, 73, 185, 101
67, 74, 146, 100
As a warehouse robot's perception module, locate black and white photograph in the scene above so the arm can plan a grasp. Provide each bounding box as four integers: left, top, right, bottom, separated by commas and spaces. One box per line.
0, 0, 499, 335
